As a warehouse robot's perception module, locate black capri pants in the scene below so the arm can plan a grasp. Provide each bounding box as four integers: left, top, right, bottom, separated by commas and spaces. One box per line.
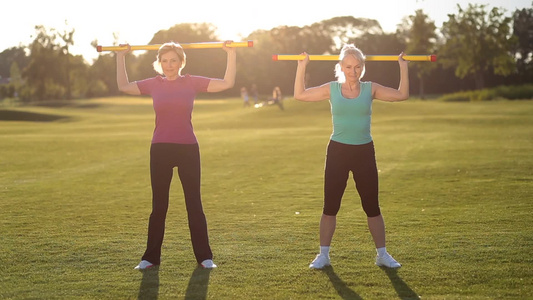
142, 143, 212, 265
323, 140, 381, 217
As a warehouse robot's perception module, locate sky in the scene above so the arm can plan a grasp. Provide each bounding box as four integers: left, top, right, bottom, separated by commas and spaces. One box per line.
1, 0, 530, 63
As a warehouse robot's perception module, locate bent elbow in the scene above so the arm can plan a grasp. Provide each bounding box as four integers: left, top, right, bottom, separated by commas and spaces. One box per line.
395, 90, 409, 101
118, 86, 131, 94
220, 81, 235, 92
118, 84, 139, 95
294, 92, 305, 101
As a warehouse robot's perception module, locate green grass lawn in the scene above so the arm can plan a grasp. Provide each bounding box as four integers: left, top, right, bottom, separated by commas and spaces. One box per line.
1, 97, 532, 299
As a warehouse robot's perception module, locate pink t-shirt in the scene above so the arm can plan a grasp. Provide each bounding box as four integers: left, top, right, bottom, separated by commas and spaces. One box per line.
136, 75, 210, 144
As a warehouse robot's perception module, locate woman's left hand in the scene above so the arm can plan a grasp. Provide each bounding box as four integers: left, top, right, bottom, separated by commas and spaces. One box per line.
398, 52, 409, 67
222, 40, 237, 55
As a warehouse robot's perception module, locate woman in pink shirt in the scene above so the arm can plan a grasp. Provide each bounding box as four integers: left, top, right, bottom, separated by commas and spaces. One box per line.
116, 41, 236, 270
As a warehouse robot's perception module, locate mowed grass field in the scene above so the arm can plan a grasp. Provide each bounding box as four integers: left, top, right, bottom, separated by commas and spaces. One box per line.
1, 96, 532, 299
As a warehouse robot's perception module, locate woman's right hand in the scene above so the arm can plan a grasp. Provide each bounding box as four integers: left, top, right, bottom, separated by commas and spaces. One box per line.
398, 51, 409, 69
116, 44, 131, 56
298, 52, 310, 67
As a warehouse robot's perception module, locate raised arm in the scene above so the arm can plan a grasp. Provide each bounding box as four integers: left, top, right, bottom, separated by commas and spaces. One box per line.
207, 41, 237, 92
116, 44, 140, 95
293, 52, 330, 102
372, 52, 409, 102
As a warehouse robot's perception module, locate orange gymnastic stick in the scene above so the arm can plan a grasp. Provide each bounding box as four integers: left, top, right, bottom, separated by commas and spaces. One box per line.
272, 54, 437, 62
96, 41, 254, 52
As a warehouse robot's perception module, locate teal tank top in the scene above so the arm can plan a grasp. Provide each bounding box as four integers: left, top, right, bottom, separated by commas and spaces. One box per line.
329, 81, 373, 145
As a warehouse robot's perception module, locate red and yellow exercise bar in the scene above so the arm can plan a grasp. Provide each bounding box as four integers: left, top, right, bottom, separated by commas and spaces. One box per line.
96, 41, 254, 52
272, 54, 437, 62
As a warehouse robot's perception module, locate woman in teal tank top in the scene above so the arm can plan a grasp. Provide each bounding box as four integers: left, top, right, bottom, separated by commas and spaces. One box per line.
294, 44, 409, 269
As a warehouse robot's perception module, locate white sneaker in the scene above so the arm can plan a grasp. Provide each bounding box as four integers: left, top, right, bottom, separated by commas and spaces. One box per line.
309, 254, 330, 269
134, 260, 154, 270
375, 253, 401, 268
200, 259, 217, 269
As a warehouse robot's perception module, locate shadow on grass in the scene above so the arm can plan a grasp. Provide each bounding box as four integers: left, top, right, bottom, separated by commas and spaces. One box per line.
322, 266, 363, 300
381, 267, 420, 299
185, 267, 212, 300
0, 110, 70, 122
137, 266, 159, 300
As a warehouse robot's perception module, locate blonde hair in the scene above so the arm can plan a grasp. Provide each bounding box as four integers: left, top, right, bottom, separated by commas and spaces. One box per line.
152, 42, 186, 75
334, 44, 366, 82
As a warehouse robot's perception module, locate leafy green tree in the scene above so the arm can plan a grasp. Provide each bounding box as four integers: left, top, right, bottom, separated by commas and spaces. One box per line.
59, 23, 75, 100
67, 55, 91, 98
440, 4, 517, 89
88, 53, 115, 97
23, 25, 65, 101
0, 47, 29, 79
512, 4, 533, 83
398, 9, 437, 99
22, 25, 90, 101
9, 62, 22, 99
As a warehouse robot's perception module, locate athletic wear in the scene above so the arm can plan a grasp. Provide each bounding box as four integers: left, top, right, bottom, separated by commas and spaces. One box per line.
135, 75, 213, 266
134, 260, 154, 270
329, 81, 373, 145
314, 80, 400, 269
137, 75, 210, 144
309, 254, 331, 269
200, 259, 217, 269
376, 247, 387, 257
375, 253, 401, 268
320, 246, 330, 257
142, 143, 213, 265
323, 140, 380, 217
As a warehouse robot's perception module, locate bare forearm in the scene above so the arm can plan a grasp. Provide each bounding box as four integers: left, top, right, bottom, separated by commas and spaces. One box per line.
398, 64, 409, 100
116, 54, 129, 90
223, 52, 236, 88
294, 64, 306, 100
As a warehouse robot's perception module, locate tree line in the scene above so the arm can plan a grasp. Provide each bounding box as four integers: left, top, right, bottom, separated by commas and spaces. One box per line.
0, 3, 531, 102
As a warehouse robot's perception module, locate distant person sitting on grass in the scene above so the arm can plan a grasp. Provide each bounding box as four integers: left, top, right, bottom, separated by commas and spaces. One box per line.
293, 44, 409, 269
269, 86, 284, 110
115, 41, 236, 270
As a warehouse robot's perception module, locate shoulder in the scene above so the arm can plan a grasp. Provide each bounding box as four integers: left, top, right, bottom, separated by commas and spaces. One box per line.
138, 76, 162, 83
183, 74, 207, 80
363, 81, 375, 94
136, 76, 162, 91
183, 74, 210, 91
324, 81, 342, 89
183, 74, 210, 83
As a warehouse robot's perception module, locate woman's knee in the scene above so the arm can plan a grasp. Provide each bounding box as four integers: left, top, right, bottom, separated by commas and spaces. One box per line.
362, 203, 381, 217
323, 202, 341, 216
